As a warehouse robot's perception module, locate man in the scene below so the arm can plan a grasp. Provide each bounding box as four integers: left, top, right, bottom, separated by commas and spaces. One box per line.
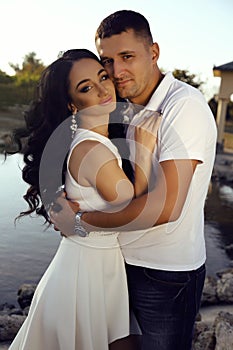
51, 10, 217, 350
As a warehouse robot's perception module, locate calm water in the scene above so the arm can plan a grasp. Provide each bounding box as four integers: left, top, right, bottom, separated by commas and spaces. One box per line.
0, 154, 61, 304
0, 154, 233, 305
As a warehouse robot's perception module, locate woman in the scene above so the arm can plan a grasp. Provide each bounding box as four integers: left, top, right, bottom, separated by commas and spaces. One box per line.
9, 49, 160, 350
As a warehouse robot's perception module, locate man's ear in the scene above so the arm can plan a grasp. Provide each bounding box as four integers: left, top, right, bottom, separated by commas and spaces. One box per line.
68, 102, 78, 115
151, 42, 160, 63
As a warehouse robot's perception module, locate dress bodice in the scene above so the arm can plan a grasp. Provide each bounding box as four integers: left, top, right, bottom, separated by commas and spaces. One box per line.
65, 128, 122, 212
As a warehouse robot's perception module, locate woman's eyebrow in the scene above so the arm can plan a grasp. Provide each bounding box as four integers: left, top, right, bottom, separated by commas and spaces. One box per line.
97, 68, 106, 76
75, 69, 106, 90
76, 79, 90, 89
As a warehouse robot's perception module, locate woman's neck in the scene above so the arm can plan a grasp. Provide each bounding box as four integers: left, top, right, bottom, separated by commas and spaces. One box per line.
78, 114, 109, 138
90, 124, 109, 137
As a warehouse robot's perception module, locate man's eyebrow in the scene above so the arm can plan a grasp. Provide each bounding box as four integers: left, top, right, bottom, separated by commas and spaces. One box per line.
75, 69, 106, 90
100, 51, 135, 60
119, 50, 135, 55
100, 56, 112, 61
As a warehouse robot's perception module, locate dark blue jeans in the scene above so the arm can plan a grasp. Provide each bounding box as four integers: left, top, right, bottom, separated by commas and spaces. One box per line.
126, 263, 206, 350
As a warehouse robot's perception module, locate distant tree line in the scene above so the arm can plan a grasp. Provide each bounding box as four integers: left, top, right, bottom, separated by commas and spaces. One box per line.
0, 52, 232, 121
0, 52, 45, 108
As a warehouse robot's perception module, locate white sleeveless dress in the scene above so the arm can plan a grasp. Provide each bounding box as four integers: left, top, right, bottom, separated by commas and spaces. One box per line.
9, 129, 130, 350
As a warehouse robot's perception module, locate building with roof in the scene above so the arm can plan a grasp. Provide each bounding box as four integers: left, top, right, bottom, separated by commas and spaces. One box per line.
213, 61, 233, 151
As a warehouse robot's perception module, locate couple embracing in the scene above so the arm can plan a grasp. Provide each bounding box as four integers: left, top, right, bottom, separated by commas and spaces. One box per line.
9, 9, 217, 350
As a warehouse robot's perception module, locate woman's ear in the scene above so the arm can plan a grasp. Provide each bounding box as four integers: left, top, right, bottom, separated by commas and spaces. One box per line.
68, 102, 78, 115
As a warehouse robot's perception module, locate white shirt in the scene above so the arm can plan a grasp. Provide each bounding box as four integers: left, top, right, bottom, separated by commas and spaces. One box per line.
118, 72, 217, 271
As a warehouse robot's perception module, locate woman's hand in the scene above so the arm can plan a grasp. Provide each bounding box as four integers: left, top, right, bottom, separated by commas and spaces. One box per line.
49, 191, 80, 236
133, 113, 161, 197
134, 113, 162, 153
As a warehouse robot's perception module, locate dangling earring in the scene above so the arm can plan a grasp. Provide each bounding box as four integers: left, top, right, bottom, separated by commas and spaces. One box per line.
70, 114, 78, 138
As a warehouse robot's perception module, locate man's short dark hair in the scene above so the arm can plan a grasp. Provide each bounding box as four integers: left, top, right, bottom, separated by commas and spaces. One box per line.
95, 10, 153, 45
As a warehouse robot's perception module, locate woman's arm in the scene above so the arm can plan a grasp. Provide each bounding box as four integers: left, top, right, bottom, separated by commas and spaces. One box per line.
69, 116, 160, 208
68, 140, 134, 207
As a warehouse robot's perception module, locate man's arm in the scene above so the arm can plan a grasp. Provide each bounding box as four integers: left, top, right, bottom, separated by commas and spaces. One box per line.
50, 159, 199, 234
81, 159, 199, 231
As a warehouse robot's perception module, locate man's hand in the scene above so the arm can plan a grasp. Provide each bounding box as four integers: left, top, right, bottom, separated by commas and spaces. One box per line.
49, 192, 80, 237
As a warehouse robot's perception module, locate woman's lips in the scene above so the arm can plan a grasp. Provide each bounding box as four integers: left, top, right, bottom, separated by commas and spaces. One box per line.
100, 96, 113, 105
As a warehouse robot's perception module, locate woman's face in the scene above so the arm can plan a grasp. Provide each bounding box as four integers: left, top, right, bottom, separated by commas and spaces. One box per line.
68, 58, 116, 115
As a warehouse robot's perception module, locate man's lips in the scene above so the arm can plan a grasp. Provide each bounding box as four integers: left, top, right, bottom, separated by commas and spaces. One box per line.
115, 79, 131, 87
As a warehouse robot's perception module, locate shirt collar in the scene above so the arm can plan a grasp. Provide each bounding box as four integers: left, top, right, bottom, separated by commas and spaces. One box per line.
121, 72, 175, 123
145, 72, 175, 113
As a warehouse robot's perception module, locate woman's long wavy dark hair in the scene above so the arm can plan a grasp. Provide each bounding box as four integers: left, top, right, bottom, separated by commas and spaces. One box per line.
12, 49, 100, 222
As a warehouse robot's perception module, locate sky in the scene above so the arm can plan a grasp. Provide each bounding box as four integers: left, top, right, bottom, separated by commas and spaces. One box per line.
0, 0, 232, 100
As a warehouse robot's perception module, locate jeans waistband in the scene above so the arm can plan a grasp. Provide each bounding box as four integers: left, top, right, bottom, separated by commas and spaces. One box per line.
188, 263, 206, 275
126, 263, 206, 275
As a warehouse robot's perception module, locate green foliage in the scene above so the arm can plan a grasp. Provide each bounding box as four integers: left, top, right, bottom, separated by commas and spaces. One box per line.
0, 53, 46, 109
0, 70, 15, 84
0, 84, 17, 107
10, 52, 45, 86
173, 69, 203, 91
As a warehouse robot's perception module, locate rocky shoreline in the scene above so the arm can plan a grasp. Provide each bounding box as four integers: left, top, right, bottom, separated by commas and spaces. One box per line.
1, 268, 233, 349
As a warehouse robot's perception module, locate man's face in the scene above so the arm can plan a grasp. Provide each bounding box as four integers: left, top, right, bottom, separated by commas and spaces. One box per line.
96, 29, 159, 106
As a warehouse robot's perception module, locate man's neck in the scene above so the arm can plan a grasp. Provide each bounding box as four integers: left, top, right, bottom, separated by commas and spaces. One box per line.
130, 71, 165, 107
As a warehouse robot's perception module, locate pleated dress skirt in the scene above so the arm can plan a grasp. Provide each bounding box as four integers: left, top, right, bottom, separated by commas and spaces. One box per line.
9, 233, 130, 350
